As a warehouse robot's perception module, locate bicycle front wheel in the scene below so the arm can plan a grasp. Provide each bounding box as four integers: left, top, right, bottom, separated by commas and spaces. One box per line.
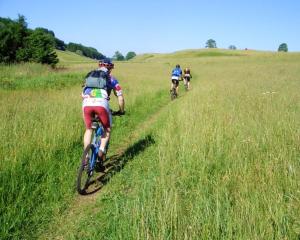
76, 144, 94, 195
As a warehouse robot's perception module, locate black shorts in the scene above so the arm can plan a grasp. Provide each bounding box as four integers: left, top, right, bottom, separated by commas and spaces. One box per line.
171, 79, 179, 86
184, 76, 191, 82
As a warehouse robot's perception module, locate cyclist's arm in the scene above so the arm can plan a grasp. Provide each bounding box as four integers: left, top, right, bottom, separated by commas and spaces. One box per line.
118, 94, 125, 113
110, 76, 125, 113
180, 70, 183, 80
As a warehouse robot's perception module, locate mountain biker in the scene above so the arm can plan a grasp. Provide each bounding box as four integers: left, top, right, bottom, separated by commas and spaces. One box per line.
183, 67, 192, 90
170, 64, 182, 96
81, 58, 125, 168
99, 58, 125, 115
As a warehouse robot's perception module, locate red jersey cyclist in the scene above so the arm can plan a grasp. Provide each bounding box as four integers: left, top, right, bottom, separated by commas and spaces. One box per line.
81, 58, 125, 167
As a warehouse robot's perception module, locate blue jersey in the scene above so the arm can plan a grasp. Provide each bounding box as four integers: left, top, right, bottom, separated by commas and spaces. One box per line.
172, 67, 182, 77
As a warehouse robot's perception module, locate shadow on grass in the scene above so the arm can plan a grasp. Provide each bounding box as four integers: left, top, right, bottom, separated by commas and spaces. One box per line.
83, 134, 155, 195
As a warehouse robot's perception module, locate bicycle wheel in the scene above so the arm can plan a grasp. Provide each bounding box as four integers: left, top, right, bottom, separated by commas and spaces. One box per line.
77, 144, 95, 195
170, 88, 176, 100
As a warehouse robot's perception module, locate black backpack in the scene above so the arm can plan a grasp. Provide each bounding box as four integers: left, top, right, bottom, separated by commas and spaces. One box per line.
84, 69, 109, 90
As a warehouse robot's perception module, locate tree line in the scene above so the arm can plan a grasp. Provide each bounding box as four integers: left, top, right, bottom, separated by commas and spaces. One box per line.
205, 39, 288, 52
1, 15, 288, 68
0, 15, 137, 67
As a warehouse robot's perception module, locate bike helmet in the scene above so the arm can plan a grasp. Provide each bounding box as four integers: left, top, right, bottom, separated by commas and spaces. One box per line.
99, 58, 114, 70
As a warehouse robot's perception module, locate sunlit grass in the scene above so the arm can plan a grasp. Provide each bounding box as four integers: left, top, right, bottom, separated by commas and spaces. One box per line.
1, 49, 299, 239
43, 50, 300, 239
55, 50, 96, 65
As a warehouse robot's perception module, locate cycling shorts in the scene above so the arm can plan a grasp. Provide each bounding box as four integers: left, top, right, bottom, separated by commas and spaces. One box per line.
171, 79, 179, 86
83, 106, 111, 129
184, 76, 191, 81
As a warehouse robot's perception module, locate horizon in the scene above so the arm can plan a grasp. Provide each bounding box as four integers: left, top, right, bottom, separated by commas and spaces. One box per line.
1, 0, 299, 57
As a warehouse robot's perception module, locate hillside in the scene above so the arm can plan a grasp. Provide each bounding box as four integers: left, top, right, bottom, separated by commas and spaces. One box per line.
1, 49, 299, 239
56, 49, 96, 65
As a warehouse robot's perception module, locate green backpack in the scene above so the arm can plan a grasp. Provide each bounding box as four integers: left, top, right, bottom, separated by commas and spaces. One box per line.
85, 69, 109, 90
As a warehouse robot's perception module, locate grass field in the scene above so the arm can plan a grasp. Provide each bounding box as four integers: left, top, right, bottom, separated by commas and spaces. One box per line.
0, 49, 299, 239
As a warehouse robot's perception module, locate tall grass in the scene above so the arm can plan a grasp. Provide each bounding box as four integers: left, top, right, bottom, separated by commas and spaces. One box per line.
0, 59, 170, 239
1, 50, 299, 239
41, 51, 300, 239
0, 63, 89, 90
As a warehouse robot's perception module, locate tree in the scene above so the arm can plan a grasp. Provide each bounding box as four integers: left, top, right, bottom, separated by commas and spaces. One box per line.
113, 51, 125, 61
0, 15, 58, 66
125, 51, 136, 60
0, 15, 29, 63
17, 28, 58, 67
229, 45, 237, 50
55, 38, 66, 51
278, 43, 288, 52
205, 39, 217, 48
66, 42, 105, 59
35, 27, 55, 37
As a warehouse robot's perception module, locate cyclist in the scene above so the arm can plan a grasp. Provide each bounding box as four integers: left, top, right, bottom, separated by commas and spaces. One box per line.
82, 58, 125, 167
183, 67, 192, 90
170, 64, 182, 96
100, 58, 125, 115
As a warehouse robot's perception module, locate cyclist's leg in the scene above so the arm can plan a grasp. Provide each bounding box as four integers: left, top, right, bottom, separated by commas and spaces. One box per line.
175, 80, 179, 95
170, 79, 175, 91
183, 77, 187, 86
83, 106, 94, 149
94, 106, 111, 156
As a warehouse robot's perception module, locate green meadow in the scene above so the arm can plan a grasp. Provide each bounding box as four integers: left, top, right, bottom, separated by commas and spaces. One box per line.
0, 49, 299, 239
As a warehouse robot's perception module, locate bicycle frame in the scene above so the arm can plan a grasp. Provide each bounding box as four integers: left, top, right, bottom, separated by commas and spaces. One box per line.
89, 121, 104, 173
77, 111, 121, 194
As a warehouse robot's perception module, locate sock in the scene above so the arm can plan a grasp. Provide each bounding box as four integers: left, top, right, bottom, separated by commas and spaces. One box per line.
99, 147, 105, 154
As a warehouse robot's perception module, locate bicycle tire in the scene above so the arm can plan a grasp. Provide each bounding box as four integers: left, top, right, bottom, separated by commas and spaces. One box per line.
76, 144, 94, 195
170, 88, 177, 100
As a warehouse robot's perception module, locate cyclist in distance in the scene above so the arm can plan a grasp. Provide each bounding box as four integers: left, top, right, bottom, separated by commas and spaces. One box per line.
81, 58, 125, 163
170, 64, 182, 96
183, 67, 192, 90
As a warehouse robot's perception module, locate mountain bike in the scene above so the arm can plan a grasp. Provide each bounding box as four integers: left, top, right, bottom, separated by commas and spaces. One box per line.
76, 111, 124, 195
170, 78, 180, 100
170, 85, 177, 100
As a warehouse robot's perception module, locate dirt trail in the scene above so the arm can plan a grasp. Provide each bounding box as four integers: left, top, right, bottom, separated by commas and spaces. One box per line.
40, 95, 176, 239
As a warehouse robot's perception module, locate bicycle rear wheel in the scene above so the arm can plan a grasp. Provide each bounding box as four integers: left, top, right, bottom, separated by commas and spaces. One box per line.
77, 144, 95, 195
170, 88, 177, 100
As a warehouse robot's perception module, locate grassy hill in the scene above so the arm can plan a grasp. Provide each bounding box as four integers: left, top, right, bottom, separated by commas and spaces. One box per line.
1, 49, 299, 239
56, 49, 96, 65
0, 51, 97, 90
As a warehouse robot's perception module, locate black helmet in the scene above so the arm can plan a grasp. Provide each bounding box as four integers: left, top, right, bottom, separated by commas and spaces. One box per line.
99, 58, 114, 70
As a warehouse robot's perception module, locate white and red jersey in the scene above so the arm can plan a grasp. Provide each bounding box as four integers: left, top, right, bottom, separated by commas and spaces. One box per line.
81, 74, 123, 109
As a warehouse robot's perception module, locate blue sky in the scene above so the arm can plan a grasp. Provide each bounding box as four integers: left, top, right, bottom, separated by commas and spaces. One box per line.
1, 0, 299, 57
